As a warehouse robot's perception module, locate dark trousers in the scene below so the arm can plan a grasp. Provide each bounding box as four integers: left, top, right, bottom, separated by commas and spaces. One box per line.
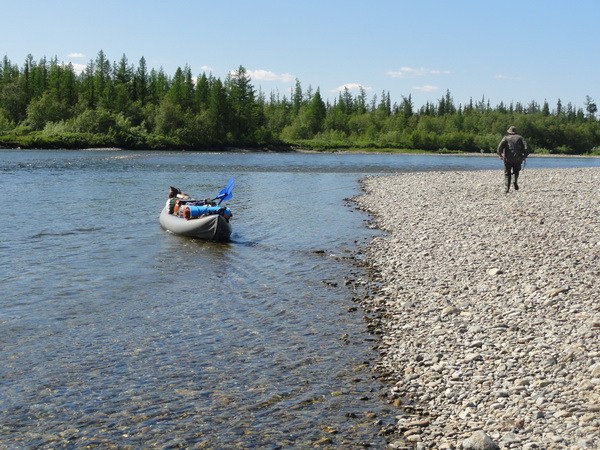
504, 161, 521, 177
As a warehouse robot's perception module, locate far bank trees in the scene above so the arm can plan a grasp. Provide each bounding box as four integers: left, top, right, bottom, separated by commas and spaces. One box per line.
1, 51, 599, 153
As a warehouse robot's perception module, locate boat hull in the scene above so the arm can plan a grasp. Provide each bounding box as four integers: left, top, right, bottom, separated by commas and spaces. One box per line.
159, 207, 232, 241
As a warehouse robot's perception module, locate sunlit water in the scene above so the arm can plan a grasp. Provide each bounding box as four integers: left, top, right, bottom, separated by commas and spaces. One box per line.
1, 150, 598, 448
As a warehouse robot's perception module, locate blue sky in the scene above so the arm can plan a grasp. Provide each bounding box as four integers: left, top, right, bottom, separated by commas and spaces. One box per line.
3, 0, 598, 110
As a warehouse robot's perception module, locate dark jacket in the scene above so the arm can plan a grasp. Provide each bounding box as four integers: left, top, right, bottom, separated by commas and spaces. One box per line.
497, 133, 528, 163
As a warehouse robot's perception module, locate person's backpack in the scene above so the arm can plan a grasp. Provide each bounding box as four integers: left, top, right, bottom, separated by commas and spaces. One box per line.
503, 135, 526, 163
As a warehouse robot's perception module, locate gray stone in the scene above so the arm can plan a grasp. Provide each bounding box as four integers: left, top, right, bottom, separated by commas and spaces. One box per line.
462, 430, 499, 450
546, 286, 569, 297
499, 432, 521, 445
442, 305, 460, 316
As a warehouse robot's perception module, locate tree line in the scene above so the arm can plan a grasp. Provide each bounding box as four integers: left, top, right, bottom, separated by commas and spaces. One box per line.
1, 51, 599, 154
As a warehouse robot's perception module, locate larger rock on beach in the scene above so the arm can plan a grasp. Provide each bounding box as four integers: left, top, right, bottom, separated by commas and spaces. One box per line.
354, 167, 600, 449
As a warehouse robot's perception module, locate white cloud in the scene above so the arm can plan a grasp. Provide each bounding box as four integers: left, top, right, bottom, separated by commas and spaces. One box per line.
495, 74, 520, 80
246, 69, 295, 83
331, 83, 372, 93
387, 66, 450, 78
413, 85, 439, 93
200, 65, 214, 73
67, 52, 85, 58
388, 67, 426, 78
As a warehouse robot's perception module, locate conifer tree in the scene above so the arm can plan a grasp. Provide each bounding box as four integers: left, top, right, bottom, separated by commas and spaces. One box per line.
113, 54, 133, 112
208, 77, 228, 141
194, 72, 209, 112
585, 95, 597, 119
292, 78, 303, 116
305, 87, 326, 134
134, 56, 148, 105
400, 94, 413, 118
94, 50, 112, 108
226, 66, 258, 141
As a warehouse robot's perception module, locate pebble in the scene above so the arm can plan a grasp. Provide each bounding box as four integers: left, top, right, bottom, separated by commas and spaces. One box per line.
353, 168, 600, 449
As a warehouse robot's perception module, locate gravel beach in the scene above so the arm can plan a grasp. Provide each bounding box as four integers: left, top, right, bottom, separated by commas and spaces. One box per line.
353, 167, 600, 449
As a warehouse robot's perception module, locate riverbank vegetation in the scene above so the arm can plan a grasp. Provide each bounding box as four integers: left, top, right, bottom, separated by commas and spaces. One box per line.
1, 52, 599, 154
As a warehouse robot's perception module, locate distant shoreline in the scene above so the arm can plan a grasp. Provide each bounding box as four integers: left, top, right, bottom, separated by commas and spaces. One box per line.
2, 145, 600, 158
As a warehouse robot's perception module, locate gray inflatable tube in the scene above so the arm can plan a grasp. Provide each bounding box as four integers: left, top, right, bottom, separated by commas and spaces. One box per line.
159, 207, 232, 241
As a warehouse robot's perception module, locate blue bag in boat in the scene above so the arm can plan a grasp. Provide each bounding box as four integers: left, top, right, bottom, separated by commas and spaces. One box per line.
184, 205, 222, 219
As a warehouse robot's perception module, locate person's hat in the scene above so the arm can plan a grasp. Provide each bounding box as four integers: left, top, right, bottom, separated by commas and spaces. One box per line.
168, 186, 181, 198
507, 126, 517, 134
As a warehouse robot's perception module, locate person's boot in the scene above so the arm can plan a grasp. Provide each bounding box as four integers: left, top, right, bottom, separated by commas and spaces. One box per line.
513, 173, 519, 191
504, 174, 511, 193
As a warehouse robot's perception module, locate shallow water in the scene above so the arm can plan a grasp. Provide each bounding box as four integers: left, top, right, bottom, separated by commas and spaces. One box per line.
0, 150, 598, 448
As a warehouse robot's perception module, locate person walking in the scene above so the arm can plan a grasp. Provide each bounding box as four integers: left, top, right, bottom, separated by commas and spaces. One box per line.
497, 126, 529, 193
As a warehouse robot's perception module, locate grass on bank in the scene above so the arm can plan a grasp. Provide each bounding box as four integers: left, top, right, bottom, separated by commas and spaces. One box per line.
1, 130, 600, 156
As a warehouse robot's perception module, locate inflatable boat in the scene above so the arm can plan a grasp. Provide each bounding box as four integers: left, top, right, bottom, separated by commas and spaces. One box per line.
159, 206, 232, 241
159, 178, 234, 242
